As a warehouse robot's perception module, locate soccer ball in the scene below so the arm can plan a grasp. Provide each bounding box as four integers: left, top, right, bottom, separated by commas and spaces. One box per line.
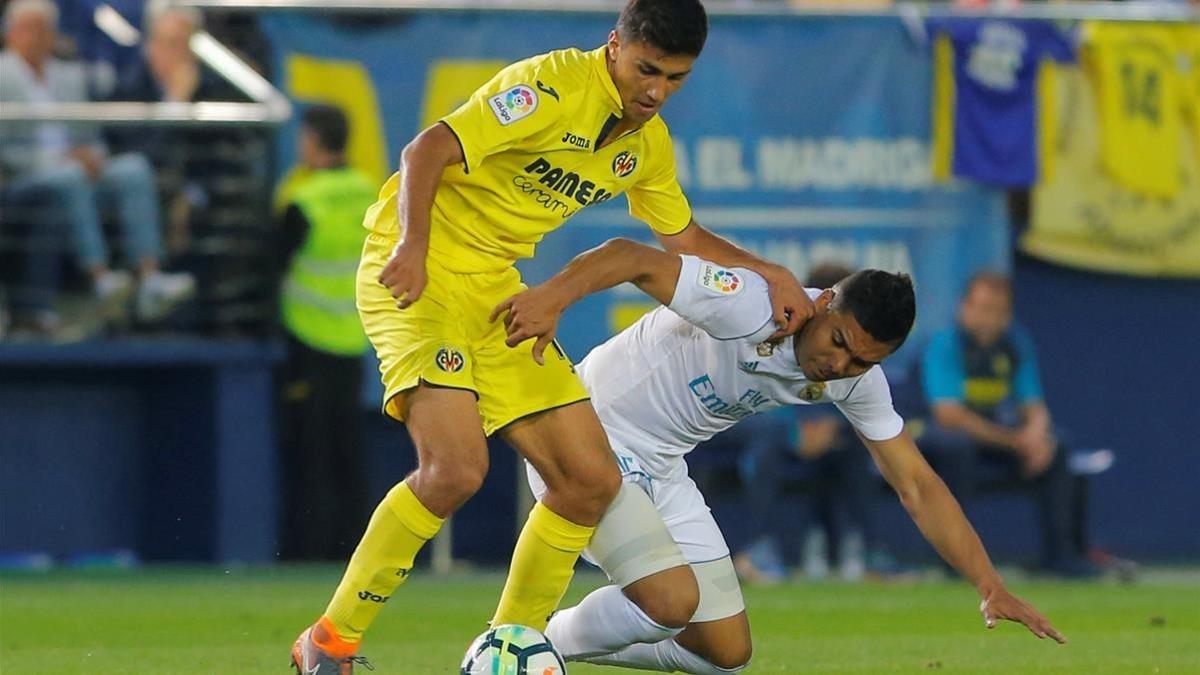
460, 624, 567, 674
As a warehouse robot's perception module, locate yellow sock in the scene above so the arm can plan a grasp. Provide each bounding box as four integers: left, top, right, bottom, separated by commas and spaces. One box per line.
323, 481, 443, 642
491, 501, 595, 631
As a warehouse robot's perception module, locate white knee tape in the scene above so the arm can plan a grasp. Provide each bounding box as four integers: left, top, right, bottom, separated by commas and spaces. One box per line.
691, 557, 746, 623
588, 483, 688, 588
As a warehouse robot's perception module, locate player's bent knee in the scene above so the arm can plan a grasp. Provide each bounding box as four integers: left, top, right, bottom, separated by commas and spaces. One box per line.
708, 641, 752, 671
551, 458, 620, 518
414, 458, 487, 505
684, 639, 751, 673
627, 567, 700, 629
592, 461, 622, 502
637, 590, 699, 630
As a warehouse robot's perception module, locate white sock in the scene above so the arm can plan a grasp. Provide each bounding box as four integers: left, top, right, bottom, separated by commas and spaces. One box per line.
584, 638, 747, 674
545, 585, 681, 659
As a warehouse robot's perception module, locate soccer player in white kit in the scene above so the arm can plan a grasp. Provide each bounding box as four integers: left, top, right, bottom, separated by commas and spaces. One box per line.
496, 238, 1065, 674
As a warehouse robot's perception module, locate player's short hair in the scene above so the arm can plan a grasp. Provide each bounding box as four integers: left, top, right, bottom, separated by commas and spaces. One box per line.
832, 269, 916, 349
302, 104, 349, 154
616, 0, 708, 56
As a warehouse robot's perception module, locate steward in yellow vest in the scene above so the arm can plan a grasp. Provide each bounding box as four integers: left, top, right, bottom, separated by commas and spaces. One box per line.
277, 104, 374, 561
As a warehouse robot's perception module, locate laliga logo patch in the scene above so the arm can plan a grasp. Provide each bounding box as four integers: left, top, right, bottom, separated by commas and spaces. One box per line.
488, 84, 538, 126
612, 150, 638, 178
713, 270, 740, 293
506, 86, 536, 113
698, 262, 742, 295
435, 347, 465, 373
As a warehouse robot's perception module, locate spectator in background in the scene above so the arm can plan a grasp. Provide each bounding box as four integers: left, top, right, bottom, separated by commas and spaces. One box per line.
54, 0, 146, 97
275, 105, 376, 560
0, 0, 195, 324
917, 272, 1095, 577
731, 262, 902, 584
108, 0, 246, 257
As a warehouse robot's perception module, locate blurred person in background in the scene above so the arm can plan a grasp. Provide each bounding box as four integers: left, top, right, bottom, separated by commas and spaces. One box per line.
0, 0, 195, 325
275, 104, 376, 561
108, 0, 246, 257
732, 262, 905, 585
917, 272, 1096, 577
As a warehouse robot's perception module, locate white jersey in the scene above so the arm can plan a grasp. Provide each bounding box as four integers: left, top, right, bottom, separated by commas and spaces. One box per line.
578, 255, 904, 481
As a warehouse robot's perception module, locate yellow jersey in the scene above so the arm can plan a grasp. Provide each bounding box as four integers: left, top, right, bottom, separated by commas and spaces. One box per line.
363, 45, 692, 273
1178, 25, 1200, 159
1083, 21, 1183, 198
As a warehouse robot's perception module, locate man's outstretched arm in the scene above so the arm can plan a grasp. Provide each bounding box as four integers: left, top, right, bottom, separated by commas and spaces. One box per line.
861, 430, 1067, 644
489, 238, 682, 363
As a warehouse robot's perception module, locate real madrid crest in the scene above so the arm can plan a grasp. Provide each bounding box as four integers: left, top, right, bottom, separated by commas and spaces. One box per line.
756, 342, 775, 357
799, 382, 826, 402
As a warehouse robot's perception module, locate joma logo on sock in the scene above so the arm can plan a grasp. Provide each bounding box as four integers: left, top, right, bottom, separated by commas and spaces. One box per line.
358, 590, 389, 603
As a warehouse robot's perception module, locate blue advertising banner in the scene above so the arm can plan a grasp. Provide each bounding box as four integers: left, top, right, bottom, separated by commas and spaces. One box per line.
263, 11, 1009, 364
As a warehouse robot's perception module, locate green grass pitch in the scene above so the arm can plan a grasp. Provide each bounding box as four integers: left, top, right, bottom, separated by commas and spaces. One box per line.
1, 566, 1197, 673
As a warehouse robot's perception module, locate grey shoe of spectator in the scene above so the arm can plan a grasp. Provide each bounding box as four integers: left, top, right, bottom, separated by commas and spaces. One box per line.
94, 269, 134, 321
8, 310, 91, 344
136, 272, 196, 323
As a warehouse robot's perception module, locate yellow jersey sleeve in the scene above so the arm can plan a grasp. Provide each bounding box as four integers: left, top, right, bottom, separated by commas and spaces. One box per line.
441, 65, 566, 174
626, 120, 692, 235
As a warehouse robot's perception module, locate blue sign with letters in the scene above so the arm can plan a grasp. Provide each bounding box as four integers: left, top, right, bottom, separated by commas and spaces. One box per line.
263, 11, 1009, 365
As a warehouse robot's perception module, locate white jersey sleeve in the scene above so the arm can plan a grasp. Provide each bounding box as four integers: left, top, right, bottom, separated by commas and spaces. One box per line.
833, 365, 905, 442
667, 255, 776, 342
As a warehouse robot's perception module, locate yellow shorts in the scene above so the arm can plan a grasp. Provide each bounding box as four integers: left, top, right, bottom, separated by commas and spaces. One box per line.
356, 232, 589, 435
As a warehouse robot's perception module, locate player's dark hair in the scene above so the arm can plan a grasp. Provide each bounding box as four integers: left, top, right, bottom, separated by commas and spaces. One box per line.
833, 269, 916, 348
616, 0, 708, 56
302, 104, 349, 154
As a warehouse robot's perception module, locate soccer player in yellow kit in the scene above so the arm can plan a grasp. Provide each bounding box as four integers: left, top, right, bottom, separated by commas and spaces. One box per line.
291, 1, 813, 671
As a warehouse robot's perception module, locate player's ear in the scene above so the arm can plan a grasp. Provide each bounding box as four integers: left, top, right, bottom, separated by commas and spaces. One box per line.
816, 288, 835, 312
608, 30, 620, 57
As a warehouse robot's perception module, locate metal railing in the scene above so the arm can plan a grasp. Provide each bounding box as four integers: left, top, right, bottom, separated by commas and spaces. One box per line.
173, 0, 1200, 22
5, 1, 1193, 126
0, 32, 290, 126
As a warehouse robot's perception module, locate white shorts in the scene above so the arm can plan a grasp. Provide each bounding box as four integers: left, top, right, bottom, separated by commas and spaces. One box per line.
528, 449, 744, 622
526, 450, 730, 566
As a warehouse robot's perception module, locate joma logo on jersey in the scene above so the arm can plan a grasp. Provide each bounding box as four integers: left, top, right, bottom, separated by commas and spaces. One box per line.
612, 150, 638, 178
435, 348, 465, 372
523, 157, 615, 207
357, 590, 389, 603
561, 131, 590, 149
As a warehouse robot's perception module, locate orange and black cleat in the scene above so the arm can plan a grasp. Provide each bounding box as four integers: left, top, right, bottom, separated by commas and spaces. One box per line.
291, 617, 374, 674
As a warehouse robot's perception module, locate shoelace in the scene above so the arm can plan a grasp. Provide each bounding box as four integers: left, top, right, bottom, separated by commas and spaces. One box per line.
343, 655, 375, 671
